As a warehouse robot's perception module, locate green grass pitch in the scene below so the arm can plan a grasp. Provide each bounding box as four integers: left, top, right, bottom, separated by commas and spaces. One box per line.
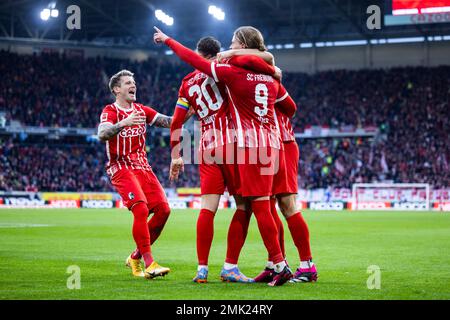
0, 208, 449, 300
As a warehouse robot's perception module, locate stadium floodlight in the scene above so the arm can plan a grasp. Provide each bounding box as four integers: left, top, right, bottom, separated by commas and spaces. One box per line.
155, 9, 174, 26
40, 8, 51, 21
208, 5, 225, 20
50, 9, 59, 18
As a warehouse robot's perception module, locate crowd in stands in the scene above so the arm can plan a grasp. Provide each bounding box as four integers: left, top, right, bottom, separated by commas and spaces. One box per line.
0, 50, 448, 191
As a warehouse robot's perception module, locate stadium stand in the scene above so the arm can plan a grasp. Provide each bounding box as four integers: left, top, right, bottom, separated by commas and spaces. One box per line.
0, 51, 448, 191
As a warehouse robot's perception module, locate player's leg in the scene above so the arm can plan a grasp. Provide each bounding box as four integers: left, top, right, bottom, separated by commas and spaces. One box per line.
138, 169, 171, 244
193, 193, 221, 283
253, 145, 288, 283
253, 196, 285, 283
110, 169, 150, 278
271, 196, 285, 258
280, 140, 317, 282
135, 169, 171, 278
238, 147, 292, 286
221, 194, 254, 283
278, 193, 317, 282
220, 144, 254, 283
192, 158, 225, 283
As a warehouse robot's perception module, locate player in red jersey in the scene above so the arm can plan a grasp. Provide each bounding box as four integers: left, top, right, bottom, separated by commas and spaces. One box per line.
256, 108, 318, 283
97, 69, 173, 280
169, 36, 279, 283
218, 48, 318, 283
154, 26, 296, 286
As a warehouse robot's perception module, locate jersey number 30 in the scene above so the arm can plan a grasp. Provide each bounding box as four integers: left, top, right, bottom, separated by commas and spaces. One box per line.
188, 78, 223, 118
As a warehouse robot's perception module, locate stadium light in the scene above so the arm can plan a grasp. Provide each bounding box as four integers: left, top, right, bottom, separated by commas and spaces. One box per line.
40, 8, 51, 21
208, 5, 225, 20
155, 9, 174, 26
40, 2, 59, 21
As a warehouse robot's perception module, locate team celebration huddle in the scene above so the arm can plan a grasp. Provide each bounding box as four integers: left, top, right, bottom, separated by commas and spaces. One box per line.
97, 25, 317, 287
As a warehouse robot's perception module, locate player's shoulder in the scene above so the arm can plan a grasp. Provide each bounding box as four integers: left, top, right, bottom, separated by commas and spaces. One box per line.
134, 102, 157, 113
183, 70, 199, 80
102, 103, 116, 112
182, 70, 206, 84
214, 61, 234, 70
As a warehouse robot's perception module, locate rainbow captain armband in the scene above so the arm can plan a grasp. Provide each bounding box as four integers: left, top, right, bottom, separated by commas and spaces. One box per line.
176, 98, 190, 110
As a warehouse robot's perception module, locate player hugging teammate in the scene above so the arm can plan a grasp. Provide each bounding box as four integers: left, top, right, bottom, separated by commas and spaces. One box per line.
154, 26, 317, 286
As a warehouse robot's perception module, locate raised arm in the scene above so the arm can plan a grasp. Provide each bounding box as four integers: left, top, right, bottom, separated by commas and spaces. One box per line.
153, 27, 214, 77
218, 49, 275, 65
275, 85, 297, 118
170, 102, 190, 159
229, 55, 276, 77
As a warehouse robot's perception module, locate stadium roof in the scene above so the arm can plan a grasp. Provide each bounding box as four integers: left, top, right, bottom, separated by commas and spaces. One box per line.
1, 0, 450, 51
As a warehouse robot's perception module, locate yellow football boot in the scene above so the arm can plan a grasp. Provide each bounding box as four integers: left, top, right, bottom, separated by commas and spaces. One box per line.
144, 261, 170, 279
125, 255, 145, 278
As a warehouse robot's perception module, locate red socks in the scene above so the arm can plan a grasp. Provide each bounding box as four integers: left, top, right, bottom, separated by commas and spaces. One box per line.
196, 209, 215, 265
286, 212, 312, 261
225, 209, 252, 264
270, 198, 285, 259
131, 202, 152, 267
251, 200, 284, 264
148, 202, 171, 244
130, 248, 141, 259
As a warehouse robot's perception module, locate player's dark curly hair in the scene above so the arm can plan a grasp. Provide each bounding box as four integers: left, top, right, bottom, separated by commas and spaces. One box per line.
196, 37, 221, 59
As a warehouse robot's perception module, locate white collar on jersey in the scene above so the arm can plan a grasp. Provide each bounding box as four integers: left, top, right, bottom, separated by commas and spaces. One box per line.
114, 102, 134, 112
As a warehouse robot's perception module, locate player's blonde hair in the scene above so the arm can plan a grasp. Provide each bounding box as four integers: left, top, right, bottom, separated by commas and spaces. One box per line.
108, 69, 134, 95
233, 26, 267, 51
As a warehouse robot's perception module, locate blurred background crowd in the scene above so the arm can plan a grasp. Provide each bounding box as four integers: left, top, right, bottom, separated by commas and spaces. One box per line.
1, 51, 448, 191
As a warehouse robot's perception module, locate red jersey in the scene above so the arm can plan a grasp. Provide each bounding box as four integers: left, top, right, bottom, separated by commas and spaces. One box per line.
274, 93, 296, 142
176, 70, 234, 150
99, 102, 159, 177
165, 38, 296, 149
211, 62, 286, 149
